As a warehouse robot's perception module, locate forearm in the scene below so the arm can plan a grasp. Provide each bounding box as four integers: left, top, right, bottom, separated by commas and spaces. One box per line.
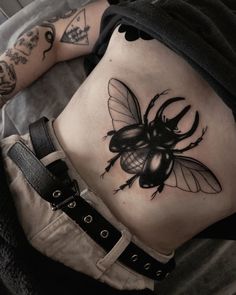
0, 0, 109, 108
0, 24, 57, 106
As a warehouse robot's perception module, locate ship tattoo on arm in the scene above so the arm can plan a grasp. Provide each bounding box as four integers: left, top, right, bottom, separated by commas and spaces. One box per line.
101, 78, 222, 199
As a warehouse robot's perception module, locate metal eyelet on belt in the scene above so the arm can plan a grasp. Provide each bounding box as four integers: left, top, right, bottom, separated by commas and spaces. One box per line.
156, 270, 162, 277
100, 230, 109, 239
144, 263, 151, 270
131, 254, 138, 262
83, 215, 93, 223
165, 272, 170, 278
52, 190, 62, 198
67, 201, 76, 208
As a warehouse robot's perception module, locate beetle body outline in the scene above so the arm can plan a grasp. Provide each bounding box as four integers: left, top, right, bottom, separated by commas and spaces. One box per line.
102, 78, 222, 198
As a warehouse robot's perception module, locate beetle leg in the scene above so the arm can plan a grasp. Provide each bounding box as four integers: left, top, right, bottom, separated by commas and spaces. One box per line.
173, 127, 207, 154
102, 130, 116, 141
143, 89, 170, 125
114, 175, 139, 194
151, 183, 165, 199
101, 153, 122, 178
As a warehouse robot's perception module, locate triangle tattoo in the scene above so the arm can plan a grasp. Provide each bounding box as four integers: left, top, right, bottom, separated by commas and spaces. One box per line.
61, 9, 90, 45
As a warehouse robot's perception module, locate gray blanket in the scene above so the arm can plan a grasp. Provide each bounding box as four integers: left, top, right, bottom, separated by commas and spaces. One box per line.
0, 0, 235, 294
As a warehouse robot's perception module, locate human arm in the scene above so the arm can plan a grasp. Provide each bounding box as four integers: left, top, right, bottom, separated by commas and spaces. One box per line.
0, 0, 109, 107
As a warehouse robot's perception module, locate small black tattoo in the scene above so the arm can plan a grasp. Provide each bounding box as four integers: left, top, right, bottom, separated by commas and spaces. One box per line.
102, 79, 222, 199
40, 23, 56, 60
46, 9, 77, 23
14, 28, 39, 56
5, 49, 28, 65
60, 9, 90, 45
118, 24, 153, 42
0, 61, 17, 95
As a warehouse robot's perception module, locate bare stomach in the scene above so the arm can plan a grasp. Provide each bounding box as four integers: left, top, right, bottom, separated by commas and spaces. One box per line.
53, 26, 236, 255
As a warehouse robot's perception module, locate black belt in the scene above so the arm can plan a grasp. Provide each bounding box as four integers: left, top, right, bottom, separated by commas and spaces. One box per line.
8, 117, 175, 281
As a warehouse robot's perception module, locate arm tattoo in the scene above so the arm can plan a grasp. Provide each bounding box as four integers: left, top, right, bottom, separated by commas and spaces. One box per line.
14, 28, 39, 56
39, 23, 56, 60
5, 49, 28, 65
101, 78, 222, 199
0, 61, 17, 95
60, 8, 90, 45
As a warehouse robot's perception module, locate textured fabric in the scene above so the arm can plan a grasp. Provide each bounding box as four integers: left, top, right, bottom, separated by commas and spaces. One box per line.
0, 146, 154, 294
86, 0, 236, 115
0, 119, 174, 291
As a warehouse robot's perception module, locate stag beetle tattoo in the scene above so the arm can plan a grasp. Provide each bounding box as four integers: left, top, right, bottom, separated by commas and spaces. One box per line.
102, 79, 222, 199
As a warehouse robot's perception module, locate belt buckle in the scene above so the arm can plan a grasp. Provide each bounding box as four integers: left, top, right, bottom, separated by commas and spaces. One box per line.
51, 179, 80, 211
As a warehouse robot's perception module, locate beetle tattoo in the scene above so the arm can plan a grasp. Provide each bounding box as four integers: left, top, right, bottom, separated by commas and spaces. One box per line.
102, 78, 222, 198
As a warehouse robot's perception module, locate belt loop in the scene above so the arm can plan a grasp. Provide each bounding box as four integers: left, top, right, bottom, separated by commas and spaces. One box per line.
96, 229, 132, 274
40, 151, 66, 167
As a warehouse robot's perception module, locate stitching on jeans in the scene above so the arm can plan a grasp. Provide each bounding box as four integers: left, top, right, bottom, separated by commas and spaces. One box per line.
29, 211, 65, 241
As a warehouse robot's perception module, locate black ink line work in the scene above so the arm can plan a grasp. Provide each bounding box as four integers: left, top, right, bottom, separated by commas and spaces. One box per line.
60, 9, 90, 45
14, 28, 39, 56
118, 24, 153, 42
102, 79, 222, 199
0, 61, 17, 95
39, 23, 56, 60
5, 49, 28, 65
46, 9, 77, 23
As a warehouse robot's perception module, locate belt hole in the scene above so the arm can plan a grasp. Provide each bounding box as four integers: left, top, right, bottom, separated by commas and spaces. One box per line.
144, 263, 151, 270
52, 190, 62, 198
131, 254, 138, 262
156, 270, 162, 277
83, 215, 93, 223
165, 272, 170, 278
67, 201, 76, 208
100, 230, 109, 239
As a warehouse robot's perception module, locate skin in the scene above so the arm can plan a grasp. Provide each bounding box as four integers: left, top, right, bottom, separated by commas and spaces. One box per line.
0, 1, 107, 101
53, 25, 236, 255
0, 1, 235, 256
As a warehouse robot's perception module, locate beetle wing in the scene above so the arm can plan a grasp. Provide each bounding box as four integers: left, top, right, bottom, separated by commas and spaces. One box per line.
108, 78, 142, 131
165, 156, 222, 194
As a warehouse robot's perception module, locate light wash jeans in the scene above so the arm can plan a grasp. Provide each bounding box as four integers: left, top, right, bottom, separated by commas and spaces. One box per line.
0, 118, 173, 291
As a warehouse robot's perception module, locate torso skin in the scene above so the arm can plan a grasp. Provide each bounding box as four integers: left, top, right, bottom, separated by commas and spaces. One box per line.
53, 25, 236, 255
